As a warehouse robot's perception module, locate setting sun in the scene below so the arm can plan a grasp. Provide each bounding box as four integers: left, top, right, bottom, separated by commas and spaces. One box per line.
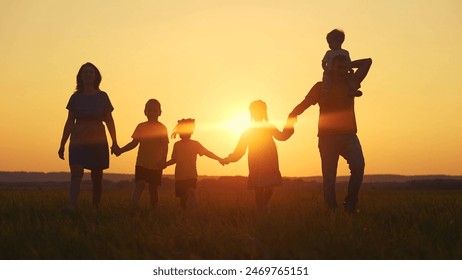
220, 111, 250, 137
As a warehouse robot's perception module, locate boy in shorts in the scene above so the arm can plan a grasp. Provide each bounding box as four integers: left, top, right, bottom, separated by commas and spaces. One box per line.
115, 99, 169, 209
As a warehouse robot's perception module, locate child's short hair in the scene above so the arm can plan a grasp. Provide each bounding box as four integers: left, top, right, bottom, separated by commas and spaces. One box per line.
145, 99, 161, 110
249, 100, 268, 122
171, 118, 195, 139
326, 29, 345, 44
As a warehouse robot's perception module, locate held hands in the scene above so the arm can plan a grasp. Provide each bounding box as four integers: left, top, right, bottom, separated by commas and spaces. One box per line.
284, 114, 297, 134
161, 161, 169, 170
219, 157, 231, 166
111, 144, 121, 156
287, 114, 298, 126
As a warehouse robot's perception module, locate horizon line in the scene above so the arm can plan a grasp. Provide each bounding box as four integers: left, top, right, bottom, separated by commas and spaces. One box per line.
1, 171, 462, 178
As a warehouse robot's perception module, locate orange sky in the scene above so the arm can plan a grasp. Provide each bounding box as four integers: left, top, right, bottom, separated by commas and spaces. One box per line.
1, 0, 461, 177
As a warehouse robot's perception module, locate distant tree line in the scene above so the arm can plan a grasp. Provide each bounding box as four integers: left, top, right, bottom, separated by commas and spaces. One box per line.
1, 177, 461, 190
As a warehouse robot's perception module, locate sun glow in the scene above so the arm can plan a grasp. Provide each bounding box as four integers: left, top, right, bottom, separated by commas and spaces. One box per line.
220, 111, 251, 137
206, 110, 290, 138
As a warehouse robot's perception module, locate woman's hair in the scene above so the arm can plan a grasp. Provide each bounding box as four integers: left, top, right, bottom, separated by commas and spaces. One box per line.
171, 118, 195, 139
75, 62, 102, 93
249, 100, 268, 122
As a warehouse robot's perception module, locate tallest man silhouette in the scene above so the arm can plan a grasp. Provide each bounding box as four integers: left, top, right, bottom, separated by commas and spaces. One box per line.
290, 55, 372, 213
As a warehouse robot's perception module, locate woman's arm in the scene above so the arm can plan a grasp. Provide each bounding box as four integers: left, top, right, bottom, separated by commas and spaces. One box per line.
58, 111, 76, 160
104, 112, 119, 153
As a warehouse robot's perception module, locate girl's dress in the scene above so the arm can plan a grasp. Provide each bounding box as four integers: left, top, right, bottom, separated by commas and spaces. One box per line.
66, 91, 114, 170
228, 123, 291, 189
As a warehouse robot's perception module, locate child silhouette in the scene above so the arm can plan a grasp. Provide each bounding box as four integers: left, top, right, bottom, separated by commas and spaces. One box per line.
165, 118, 224, 210
222, 100, 295, 216
322, 29, 363, 97
115, 99, 169, 210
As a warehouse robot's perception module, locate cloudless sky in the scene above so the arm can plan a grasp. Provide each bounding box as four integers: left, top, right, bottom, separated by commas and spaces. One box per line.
1, 0, 461, 177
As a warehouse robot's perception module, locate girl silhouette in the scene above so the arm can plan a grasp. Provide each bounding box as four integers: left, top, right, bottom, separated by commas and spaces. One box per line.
223, 100, 294, 215
165, 118, 223, 210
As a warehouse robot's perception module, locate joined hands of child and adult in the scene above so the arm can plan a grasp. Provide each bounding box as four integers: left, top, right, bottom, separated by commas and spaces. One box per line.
111, 144, 121, 156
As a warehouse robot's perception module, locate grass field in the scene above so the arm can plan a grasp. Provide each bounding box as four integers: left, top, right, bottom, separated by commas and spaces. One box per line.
0, 179, 461, 260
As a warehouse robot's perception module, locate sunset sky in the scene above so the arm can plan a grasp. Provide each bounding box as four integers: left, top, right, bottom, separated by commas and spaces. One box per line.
1, 0, 461, 177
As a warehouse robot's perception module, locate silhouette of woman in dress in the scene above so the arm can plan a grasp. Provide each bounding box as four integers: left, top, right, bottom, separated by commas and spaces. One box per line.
58, 62, 119, 211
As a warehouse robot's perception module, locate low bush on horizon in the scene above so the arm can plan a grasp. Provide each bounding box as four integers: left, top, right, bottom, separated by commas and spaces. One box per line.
0, 180, 461, 259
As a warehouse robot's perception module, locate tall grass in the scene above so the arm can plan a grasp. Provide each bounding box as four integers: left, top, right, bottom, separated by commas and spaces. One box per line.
0, 182, 460, 259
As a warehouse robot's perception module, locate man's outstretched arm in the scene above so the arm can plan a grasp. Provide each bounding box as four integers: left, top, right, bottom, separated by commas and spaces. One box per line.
289, 98, 311, 118
290, 82, 322, 118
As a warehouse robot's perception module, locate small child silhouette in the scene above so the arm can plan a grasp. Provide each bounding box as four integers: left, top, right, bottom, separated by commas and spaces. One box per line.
322, 29, 362, 97
165, 118, 224, 210
114, 99, 169, 210
222, 100, 295, 216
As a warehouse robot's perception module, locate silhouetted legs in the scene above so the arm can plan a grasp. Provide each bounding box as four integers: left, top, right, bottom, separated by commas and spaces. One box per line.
179, 189, 196, 210
319, 134, 365, 211
175, 179, 197, 211
342, 136, 365, 211
91, 169, 103, 209
255, 186, 274, 216
132, 180, 159, 209
148, 183, 159, 208
132, 181, 144, 209
69, 165, 103, 210
69, 165, 84, 210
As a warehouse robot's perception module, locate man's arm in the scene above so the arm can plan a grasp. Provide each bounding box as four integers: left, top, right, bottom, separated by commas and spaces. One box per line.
289, 82, 322, 119
289, 97, 312, 118
350, 58, 372, 84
